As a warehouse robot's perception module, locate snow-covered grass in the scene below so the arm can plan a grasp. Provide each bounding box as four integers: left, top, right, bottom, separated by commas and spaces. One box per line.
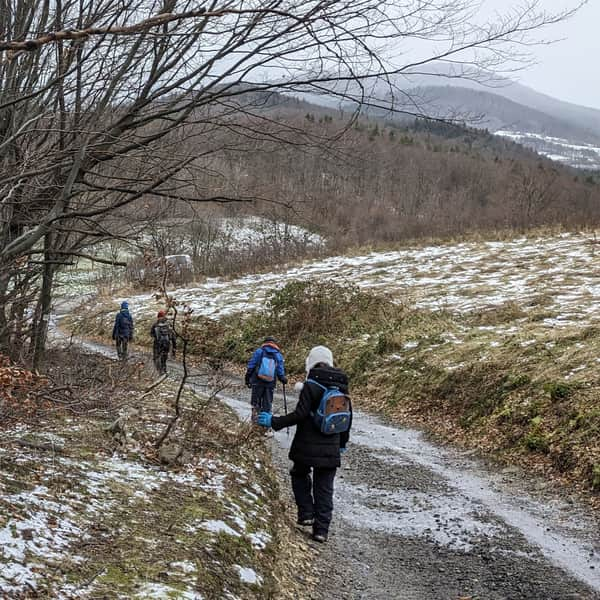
106, 231, 600, 326
0, 368, 300, 598
67, 231, 600, 386
0, 442, 273, 597
215, 216, 323, 251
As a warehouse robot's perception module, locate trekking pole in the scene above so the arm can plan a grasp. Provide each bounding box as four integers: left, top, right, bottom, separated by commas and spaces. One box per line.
283, 384, 289, 437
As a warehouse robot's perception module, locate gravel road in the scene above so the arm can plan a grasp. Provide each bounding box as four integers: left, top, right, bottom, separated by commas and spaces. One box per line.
51, 318, 600, 600
214, 382, 600, 600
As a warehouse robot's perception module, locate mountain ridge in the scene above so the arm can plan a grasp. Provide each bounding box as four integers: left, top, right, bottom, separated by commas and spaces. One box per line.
301, 67, 600, 169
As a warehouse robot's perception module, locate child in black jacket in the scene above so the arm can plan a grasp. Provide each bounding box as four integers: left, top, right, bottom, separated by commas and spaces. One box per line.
257, 345, 352, 543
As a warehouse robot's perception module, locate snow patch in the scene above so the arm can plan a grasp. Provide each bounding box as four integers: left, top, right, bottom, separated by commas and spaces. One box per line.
248, 531, 272, 550
201, 520, 241, 537
235, 565, 263, 585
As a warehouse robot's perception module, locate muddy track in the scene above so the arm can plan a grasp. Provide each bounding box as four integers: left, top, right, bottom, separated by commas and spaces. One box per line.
51, 321, 600, 600
226, 386, 600, 600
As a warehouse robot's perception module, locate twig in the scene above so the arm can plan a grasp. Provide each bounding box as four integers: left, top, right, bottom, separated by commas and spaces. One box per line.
154, 336, 188, 449
138, 373, 167, 401
15, 439, 64, 453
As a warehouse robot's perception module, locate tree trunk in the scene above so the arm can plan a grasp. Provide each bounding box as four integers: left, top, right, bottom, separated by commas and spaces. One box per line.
31, 234, 55, 370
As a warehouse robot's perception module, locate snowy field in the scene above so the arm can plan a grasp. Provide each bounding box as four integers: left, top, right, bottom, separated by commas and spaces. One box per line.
211, 216, 323, 251
120, 232, 600, 328
496, 130, 600, 170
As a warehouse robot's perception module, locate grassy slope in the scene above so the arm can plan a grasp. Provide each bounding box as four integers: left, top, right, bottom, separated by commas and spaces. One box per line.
225, 284, 600, 495
65, 279, 600, 501
0, 349, 313, 599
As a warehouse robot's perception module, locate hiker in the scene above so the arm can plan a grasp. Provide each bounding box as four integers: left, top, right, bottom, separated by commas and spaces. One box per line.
245, 337, 287, 422
112, 301, 134, 360
150, 310, 176, 375
256, 345, 352, 543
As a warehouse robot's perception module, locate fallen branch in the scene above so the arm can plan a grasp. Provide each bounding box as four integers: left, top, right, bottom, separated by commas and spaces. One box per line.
138, 373, 168, 401
15, 438, 64, 453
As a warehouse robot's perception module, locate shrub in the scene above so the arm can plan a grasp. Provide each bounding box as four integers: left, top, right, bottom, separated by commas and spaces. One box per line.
543, 381, 573, 402
213, 280, 404, 374
523, 416, 551, 454
264, 280, 397, 341
524, 431, 550, 454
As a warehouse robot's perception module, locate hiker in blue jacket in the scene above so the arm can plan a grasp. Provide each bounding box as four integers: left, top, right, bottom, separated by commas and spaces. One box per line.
245, 337, 287, 422
112, 301, 134, 360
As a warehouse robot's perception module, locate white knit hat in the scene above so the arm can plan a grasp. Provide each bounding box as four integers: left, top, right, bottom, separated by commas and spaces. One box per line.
305, 345, 334, 373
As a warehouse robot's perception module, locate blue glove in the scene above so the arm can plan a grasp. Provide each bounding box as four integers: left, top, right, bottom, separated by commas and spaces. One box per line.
257, 412, 272, 428
340, 447, 347, 455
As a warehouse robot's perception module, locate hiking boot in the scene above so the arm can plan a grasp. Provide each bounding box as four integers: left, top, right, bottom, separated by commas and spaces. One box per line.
297, 518, 314, 527
312, 532, 328, 543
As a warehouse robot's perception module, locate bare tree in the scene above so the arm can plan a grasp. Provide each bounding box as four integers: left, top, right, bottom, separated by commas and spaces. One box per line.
0, 0, 585, 365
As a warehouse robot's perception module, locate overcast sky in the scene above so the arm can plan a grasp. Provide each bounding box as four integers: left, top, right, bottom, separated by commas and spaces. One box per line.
484, 0, 599, 109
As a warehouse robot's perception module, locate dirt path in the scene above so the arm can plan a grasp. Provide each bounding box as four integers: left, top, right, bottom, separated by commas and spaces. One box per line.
219, 385, 600, 600
51, 321, 600, 599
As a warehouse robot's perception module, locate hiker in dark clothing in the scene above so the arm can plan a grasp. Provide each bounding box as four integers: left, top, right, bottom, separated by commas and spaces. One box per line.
245, 337, 287, 422
257, 345, 352, 543
112, 301, 134, 360
150, 310, 176, 375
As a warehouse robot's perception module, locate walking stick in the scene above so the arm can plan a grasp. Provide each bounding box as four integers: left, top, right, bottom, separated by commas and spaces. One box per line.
283, 383, 289, 436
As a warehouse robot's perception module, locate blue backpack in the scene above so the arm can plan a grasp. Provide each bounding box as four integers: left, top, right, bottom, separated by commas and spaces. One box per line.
307, 379, 351, 435
257, 352, 276, 382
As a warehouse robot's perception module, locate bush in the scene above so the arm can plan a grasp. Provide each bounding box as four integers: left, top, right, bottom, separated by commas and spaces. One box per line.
524, 431, 550, 454
543, 381, 573, 402
524, 416, 550, 454
264, 280, 396, 341
212, 280, 404, 374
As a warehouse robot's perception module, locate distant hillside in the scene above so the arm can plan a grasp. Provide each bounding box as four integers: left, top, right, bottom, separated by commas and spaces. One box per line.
447, 77, 600, 140
403, 86, 600, 144
300, 66, 600, 170
394, 85, 600, 170
394, 64, 600, 140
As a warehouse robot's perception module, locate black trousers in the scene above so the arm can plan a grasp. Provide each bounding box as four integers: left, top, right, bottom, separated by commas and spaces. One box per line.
115, 337, 128, 360
250, 385, 274, 422
290, 463, 336, 535
153, 343, 169, 374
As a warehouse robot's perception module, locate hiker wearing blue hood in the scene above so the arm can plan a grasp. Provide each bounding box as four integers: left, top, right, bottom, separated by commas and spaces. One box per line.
112, 301, 134, 360
245, 337, 287, 422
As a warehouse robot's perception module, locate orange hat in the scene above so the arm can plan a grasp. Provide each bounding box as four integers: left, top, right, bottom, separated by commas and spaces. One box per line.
157, 310, 166, 319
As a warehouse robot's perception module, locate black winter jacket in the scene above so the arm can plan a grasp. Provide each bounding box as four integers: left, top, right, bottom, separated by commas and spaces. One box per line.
271, 366, 352, 469
150, 318, 177, 351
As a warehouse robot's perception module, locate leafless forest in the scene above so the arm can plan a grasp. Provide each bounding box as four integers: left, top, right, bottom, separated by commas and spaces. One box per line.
0, 0, 590, 365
